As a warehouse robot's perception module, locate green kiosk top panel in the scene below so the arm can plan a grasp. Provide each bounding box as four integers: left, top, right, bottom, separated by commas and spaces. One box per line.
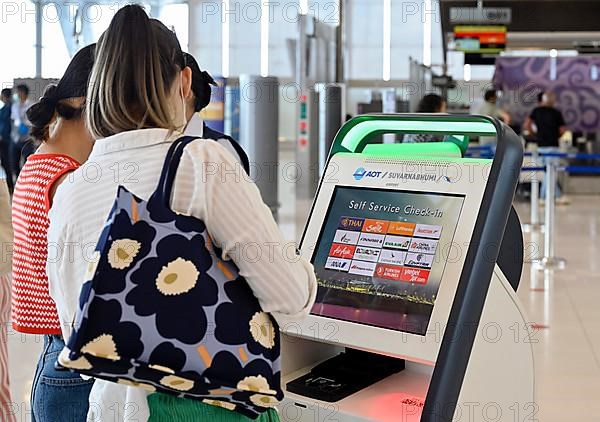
328, 114, 498, 158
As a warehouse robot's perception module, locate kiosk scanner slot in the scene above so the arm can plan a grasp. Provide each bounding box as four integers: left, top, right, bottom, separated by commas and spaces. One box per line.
281, 115, 533, 422
286, 349, 405, 402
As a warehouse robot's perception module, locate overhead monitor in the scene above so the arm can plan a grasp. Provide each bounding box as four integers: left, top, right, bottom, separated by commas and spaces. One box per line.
288, 152, 491, 363
453, 25, 506, 54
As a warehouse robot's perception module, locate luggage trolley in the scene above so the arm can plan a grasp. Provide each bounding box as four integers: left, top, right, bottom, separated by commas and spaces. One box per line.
279, 115, 533, 422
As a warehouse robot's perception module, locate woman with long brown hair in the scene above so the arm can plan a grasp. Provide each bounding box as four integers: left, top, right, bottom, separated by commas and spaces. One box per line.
47, 5, 316, 422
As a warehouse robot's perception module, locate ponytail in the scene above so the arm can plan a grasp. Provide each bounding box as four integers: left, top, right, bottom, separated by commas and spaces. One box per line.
86, 5, 185, 139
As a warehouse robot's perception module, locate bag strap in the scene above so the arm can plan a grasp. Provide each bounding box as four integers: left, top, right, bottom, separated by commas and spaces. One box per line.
151, 135, 200, 207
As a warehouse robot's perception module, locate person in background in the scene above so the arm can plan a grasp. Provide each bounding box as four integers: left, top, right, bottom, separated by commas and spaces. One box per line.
0, 176, 15, 422
524, 91, 569, 204
182, 52, 249, 174
47, 6, 315, 422
476, 89, 511, 145
11, 45, 96, 422
402, 94, 447, 143
10, 84, 34, 177
0, 89, 13, 192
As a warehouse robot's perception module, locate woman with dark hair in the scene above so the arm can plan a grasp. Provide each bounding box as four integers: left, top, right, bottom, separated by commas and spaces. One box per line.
182, 52, 250, 174
10, 44, 95, 422
402, 94, 447, 143
46, 5, 315, 422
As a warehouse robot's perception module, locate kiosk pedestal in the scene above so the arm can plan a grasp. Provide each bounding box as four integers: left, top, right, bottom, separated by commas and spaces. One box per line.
280, 267, 534, 422
279, 115, 532, 422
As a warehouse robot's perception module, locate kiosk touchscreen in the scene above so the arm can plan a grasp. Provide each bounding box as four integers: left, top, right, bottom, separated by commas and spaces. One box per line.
311, 186, 464, 336
287, 153, 488, 363
280, 115, 533, 422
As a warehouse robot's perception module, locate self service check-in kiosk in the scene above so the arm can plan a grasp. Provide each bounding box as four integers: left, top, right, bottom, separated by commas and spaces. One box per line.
280, 115, 533, 422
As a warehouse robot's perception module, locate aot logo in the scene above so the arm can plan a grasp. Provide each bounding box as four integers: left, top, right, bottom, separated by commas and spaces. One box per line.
353, 167, 367, 180
353, 167, 382, 181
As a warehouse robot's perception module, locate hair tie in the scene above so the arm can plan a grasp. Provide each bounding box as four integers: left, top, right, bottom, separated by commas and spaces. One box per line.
201, 71, 217, 86
40, 95, 58, 108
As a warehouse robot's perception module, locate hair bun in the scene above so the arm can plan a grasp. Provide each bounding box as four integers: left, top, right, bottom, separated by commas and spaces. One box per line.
26, 84, 59, 141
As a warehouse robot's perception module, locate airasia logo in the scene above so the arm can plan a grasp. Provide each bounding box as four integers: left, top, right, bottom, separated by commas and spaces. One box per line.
334, 245, 352, 255
329, 243, 356, 259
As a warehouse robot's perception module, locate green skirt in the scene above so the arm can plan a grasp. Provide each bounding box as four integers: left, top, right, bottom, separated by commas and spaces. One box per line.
148, 393, 280, 422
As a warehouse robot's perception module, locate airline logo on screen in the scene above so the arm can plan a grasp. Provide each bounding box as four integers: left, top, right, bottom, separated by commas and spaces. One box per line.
404, 252, 434, 269
353, 246, 381, 263
378, 249, 406, 266
376, 264, 430, 284
333, 230, 361, 245
325, 257, 351, 272
388, 222, 416, 236
413, 224, 443, 239
409, 238, 438, 254
329, 244, 356, 259
338, 217, 364, 231
348, 260, 377, 276
358, 232, 385, 247
383, 234, 411, 250
362, 219, 390, 234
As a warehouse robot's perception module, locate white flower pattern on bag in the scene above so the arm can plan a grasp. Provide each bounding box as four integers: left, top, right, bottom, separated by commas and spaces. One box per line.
84, 251, 101, 281
155, 258, 200, 296
249, 394, 279, 408
81, 334, 120, 361
108, 239, 141, 269
58, 348, 93, 370
159, 374, 194, 391
237, 375, 277, 395
203, 399, 236, 411
249, 312, 276, 349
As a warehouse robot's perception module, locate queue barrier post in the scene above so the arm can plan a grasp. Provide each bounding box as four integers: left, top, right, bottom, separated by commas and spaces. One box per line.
532, 157, 567, 270
522, 148, 544, 234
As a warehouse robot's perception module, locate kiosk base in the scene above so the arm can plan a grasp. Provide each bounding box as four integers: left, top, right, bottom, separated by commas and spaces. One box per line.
280, 267, 534, 422
286, 349, 405, 402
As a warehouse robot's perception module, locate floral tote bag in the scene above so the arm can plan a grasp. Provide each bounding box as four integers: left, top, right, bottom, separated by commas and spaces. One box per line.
59, 136, 283, 419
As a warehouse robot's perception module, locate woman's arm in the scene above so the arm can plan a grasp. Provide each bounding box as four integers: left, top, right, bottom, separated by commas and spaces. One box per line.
172, 141, 317, 328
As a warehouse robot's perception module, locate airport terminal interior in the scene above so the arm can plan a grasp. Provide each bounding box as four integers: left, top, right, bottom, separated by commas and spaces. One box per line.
1, 1, 600, 421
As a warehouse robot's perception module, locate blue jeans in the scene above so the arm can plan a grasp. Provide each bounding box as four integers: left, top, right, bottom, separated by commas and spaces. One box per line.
538, 147, 563, 199
31, 335, 94, 422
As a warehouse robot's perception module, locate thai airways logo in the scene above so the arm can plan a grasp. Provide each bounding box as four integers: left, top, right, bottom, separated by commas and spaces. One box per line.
353, 167, 383, 181
339, 217, 364, 231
